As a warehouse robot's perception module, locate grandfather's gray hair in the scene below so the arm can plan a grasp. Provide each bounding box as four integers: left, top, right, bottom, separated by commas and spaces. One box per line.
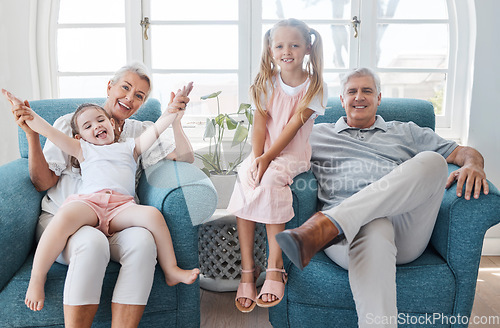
340, 67, 381, 95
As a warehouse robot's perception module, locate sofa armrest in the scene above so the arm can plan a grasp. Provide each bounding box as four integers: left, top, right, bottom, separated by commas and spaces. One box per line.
137, 160, 216, 326
431, 164, 500, 261
430, 164, 500, 316
286, 170, 319, 229
0, 159, 44, 291
137, 159, 217, 268
138, 160, 217, 226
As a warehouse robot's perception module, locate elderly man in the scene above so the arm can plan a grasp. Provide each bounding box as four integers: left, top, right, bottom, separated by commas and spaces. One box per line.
276, 68, 489, 327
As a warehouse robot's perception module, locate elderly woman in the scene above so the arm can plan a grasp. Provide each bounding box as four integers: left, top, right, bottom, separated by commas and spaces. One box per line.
9, 62, 193, 328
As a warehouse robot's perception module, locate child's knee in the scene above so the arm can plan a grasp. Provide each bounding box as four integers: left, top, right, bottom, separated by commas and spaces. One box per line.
147, 206, 165, 223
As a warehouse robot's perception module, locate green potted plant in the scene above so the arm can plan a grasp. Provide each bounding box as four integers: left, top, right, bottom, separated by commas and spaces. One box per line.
196, 91, 253, 177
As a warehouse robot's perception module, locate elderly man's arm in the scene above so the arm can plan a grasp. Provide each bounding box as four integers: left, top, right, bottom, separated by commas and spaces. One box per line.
445, 145, 489, 200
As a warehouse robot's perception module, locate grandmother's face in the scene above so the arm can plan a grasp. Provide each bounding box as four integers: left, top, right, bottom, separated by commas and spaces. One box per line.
105, 71, 150, 122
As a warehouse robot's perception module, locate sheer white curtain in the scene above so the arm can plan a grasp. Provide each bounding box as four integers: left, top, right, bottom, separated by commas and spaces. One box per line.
31, 0, 58, 99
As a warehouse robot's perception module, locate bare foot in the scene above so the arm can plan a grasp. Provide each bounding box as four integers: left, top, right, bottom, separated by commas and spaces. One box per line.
165, 266, 200, 286
25, 275, 46, 311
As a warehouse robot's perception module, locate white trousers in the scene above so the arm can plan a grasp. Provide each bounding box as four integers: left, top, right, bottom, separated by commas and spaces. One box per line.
37, 214, 157, 306
323, 151, 448, 328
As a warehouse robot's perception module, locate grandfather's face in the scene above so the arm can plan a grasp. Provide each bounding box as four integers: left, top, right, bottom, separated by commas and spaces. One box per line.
340, 75, 381, 129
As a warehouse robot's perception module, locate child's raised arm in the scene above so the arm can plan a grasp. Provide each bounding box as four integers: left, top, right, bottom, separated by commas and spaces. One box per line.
2, 89, 83, 161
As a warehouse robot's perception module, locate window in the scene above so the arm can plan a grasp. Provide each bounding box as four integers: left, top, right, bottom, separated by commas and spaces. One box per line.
42, 0, 473, 138
55, 0, 128, 98
142, 0, 242, 118
258, 0, 456, 130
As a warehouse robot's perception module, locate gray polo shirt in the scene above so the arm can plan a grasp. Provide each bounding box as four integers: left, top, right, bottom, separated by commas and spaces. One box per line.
310, 115, 458, 211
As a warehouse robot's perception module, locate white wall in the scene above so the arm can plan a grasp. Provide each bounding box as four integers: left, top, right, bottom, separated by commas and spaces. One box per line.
468, 0, 500, 254
0, 0, 34, 164
1, 0, 499, 250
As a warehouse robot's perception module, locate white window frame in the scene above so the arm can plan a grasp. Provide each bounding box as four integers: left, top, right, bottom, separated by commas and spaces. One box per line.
139, 0, 253, 120
35, 0, 474, 141
356, 0, 459, 137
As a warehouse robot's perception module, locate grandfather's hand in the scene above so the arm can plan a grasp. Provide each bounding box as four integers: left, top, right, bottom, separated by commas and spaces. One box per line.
446, 164, 489, 200
2, 89, 36, 135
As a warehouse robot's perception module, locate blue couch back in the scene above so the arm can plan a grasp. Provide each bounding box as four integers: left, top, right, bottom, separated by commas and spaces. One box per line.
317, 97, 435, 130
19, 98, 162, 158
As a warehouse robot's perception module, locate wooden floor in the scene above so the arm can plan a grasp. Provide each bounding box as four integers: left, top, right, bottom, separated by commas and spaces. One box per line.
469, 256, 500, 328
200, 256, 500, 328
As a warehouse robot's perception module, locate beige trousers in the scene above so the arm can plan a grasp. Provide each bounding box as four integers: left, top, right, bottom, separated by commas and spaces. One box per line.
323, 151, 448, 328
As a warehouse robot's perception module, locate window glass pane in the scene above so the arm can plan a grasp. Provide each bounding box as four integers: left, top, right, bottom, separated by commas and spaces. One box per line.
323, 72, 342, 101
262, 0, 352, 20
57, 28, 126, 72
58, 76, 110, 98
378, 0, 448, 19
317, 24, 350, 69
152, 73, 239, 116
151, 25, 238, 70
58, 0, 125, 24
377, 24, 448, 69
378, 72, 446, 115
150, 0, 237, 21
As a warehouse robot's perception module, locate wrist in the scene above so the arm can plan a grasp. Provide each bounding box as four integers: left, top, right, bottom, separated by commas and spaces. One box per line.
26, 131, 40, 141
260, 152, 272, 162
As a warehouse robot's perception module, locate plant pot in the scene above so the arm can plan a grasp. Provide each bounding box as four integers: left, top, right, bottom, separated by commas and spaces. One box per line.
209, 172, 237, 209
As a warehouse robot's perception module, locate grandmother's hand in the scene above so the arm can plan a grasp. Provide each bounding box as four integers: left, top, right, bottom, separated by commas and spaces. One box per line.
167, 82, 193, 113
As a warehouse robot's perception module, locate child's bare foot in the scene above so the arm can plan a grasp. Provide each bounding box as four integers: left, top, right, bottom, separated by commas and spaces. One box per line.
25, 275, 46, 311
165, 267, 200, 286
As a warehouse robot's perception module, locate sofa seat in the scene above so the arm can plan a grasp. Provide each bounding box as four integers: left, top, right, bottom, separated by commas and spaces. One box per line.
283, 246, 455, 327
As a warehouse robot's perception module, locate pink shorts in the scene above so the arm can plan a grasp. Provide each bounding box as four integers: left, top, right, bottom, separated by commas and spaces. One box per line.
62, 189, 136, 236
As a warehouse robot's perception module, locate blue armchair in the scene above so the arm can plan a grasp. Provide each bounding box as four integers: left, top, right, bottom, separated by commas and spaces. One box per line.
0, 98, 217, 327
269, 98, 500, 328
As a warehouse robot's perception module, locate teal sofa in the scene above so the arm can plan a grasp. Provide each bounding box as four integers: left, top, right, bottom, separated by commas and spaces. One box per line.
0, 98, 217, 327
269, 98, 500, 328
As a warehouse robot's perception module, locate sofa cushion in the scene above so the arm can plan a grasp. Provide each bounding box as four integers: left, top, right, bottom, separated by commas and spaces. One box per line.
0, 254, 180, 327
